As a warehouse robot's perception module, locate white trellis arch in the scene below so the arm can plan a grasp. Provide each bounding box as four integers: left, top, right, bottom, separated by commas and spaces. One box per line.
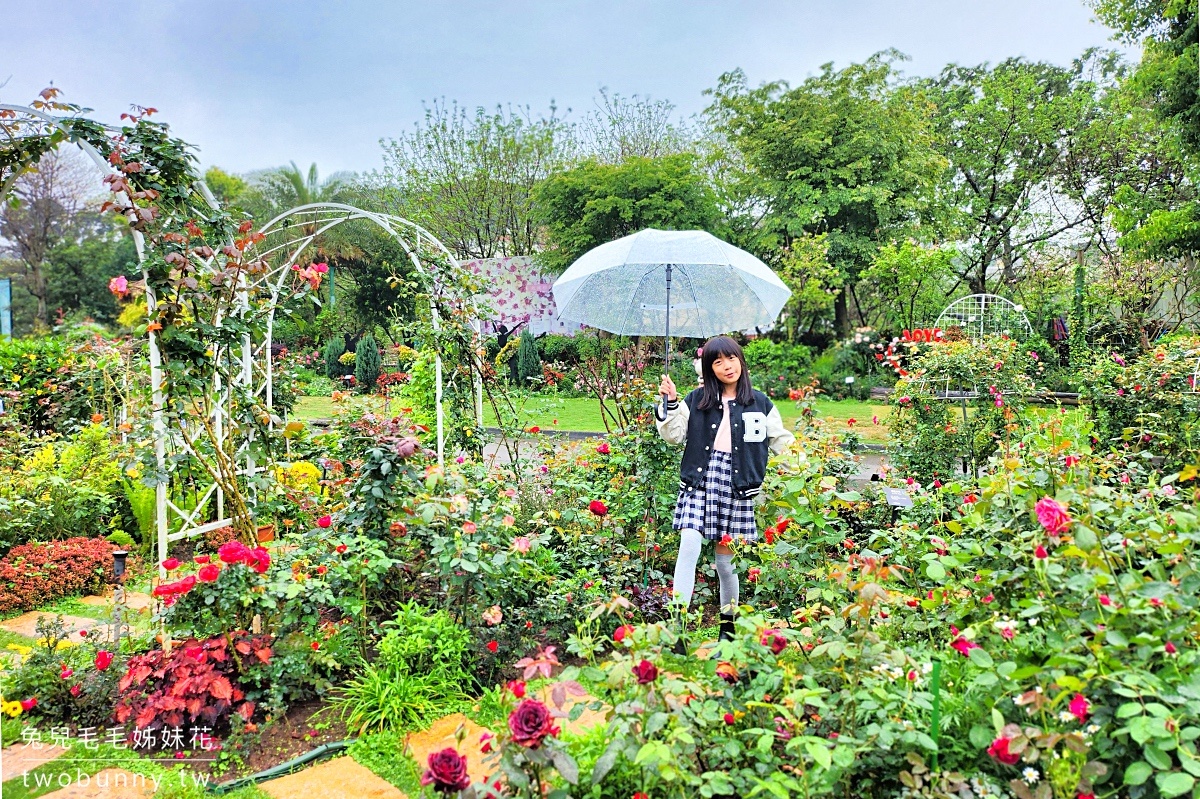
935, 293, 1033, 341
2, 107, 480, 570
247, 201, 485, 460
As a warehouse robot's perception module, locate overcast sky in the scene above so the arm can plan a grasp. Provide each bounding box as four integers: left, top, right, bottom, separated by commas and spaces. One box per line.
1, 1, 1132, 177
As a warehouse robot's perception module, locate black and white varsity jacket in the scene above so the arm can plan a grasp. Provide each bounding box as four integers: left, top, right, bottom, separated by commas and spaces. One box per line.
655, 387, 795, 499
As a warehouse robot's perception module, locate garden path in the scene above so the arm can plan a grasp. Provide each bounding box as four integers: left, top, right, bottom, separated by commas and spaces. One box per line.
2, 741, 70, 778
0, 592, 154, 644
250, 687, 610, 798
259, 757, 407, 799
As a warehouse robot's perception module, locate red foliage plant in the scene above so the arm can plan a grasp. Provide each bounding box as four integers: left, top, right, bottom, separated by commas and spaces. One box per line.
0, 537, 114, 613
375, 372, 409, 391
114, 632, 271, 731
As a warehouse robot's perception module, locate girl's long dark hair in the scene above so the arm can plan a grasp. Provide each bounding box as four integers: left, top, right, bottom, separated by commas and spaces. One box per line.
697, 335, 754, 410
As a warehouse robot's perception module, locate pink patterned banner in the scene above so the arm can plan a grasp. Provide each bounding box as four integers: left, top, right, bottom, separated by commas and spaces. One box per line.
463, 256, 583, 336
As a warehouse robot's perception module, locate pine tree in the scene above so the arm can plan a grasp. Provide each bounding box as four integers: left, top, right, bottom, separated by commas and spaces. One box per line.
355, 335, 382, 392
323, 338, 345, 379
517, 328, 542, 387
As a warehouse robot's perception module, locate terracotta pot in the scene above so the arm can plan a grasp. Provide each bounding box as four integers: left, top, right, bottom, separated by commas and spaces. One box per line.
256, 524, 275, 544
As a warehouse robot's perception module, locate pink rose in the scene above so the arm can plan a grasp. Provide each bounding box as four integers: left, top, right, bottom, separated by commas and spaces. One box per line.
1035, 497, 1071, 536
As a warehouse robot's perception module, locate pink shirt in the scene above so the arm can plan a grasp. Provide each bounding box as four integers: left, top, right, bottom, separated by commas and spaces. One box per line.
714, 397, 732, 452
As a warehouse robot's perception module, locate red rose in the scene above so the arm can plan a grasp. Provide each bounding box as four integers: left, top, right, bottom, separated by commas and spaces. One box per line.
420, 747, 470, 793
94, 650, 113, 671
527, 425, 540, 434
79, 629, 88, 638
195, 555, 211, 564
506, 680, 526, 698
987, 736, 1020, 765
316, 515, 332, 528
69, 684, 82, 697
162, 558, 180, 571
219, 541, 252, 564
311, 641, 320, 651
486, 640, 499, 653
508, 699, 557, 748
197, 564, 221, 583
20, 697, 36, 712
251, 546, 271, 573
761, 629, 787, 655
589, 500, 608, 517
316, 565, 327, 575
724, 712, 736, 725
632, 659, 658, 684
596, 441, 610, 455
613, 625, 634, 643
336, 544, 348, 554
715, 661, 739, 684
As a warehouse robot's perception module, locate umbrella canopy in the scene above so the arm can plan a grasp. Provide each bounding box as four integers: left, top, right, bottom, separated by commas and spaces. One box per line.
551, 229, 790, 337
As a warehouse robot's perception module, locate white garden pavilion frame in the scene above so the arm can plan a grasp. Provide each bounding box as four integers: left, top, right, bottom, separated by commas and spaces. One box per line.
1, 106, 481, 569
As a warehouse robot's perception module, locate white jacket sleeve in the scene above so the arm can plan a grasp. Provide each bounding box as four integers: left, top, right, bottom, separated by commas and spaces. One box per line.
766, 405, 795, 455
655, 399, 689, 445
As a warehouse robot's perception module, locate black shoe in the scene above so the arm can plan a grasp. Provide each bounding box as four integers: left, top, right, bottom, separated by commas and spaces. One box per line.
718, 612, 735, 642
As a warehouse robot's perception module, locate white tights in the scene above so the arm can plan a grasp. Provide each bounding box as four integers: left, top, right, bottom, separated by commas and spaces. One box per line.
672, 528, 739, 614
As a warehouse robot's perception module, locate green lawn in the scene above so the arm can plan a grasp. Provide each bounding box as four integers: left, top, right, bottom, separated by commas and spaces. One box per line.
292, 394, 891, 443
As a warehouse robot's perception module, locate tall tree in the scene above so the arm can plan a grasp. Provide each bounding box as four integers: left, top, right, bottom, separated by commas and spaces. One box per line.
707, 52, 943, 336
1089, 0, 1199, 155
581, 89, 695, 164
922, 58, 1097, 294
533, 153, 722, 275
377, 101, 577, 259
0, 149, 97, 329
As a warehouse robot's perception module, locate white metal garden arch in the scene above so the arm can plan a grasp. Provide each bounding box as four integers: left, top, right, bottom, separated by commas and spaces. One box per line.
935, 293, 1033, 341
1, 107, 481, 569
247, 201, 485, 460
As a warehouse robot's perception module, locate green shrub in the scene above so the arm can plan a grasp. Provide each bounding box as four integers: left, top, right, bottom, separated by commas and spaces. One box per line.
517, 328, 542, 386
302, 376, 338, 396
2, 615, 126, 727
355, 335, 382, 393
323, 338, 346, 379
538, 334, 581, 364
1078, 334, 1200, 469
335, 603, 471, 733
742, 338, 812, 398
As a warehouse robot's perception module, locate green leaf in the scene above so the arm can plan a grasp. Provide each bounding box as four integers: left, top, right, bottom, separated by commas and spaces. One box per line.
1124, 761, 1153, 786
806, 741, 832, 770
590, 739, 621, 786
1105, 629, 1130, 648
1145, 744, 1173, 770
968, 647, 994, 668
925, 561, 947, 581
1117, 702, 1145, 719
549, 748, 579, 785
1156, 772, 1195, 798
1074, 525, 1098, 550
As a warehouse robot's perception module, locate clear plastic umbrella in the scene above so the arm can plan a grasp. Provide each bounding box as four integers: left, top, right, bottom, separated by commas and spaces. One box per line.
551, 228, 791, 417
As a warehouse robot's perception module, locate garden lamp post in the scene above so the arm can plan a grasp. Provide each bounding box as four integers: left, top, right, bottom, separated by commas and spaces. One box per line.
111, 550, 128, 650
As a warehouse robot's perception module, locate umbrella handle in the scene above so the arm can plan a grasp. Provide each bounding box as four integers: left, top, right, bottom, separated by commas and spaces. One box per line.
655, 393, 668, 422
656, 264, 673, 423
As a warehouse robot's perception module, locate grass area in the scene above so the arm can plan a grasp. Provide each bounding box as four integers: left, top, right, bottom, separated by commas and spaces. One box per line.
292, 394, 892, 444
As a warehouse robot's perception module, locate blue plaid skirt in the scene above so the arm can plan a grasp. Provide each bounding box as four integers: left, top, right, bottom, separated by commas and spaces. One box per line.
672, 450, 758, 543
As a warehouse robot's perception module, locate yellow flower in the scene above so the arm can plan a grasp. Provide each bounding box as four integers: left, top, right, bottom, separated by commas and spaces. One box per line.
2, 700, 23, 717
